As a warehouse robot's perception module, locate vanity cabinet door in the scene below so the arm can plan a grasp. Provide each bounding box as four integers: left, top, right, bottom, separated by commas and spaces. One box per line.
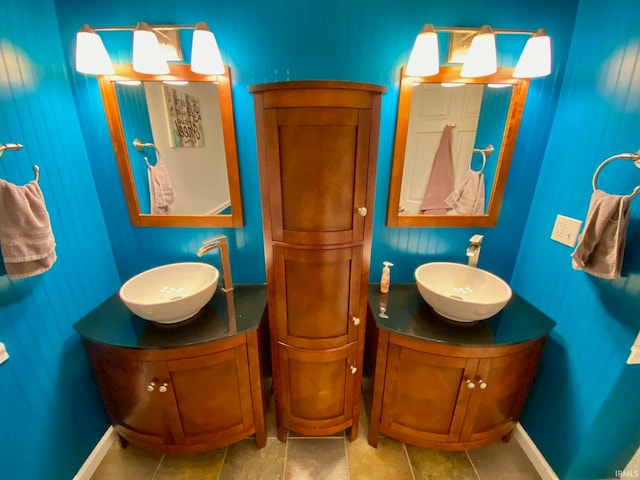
379, 342, 476, 444
272, 244, 364, 349
260, 106, 374, 246
277, 342, 359, 436
461, 341, 544, 443
163, 343, 257, 448
87, 344, 171, 447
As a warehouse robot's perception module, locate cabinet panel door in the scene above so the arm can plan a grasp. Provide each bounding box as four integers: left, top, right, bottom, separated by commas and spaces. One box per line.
380, 343, 476, 443
273, 244, 363, 349
461, 342, 543, 442
165, 345, 255, 445
90, 349, 170, 445
277, 343, 358, 435
263, 107, 372, 244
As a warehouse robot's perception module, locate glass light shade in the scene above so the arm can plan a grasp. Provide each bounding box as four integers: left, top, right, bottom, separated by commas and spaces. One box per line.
133, 22, 170, 74
191, 22, 225, 75
461, 25, 497, 78
405, 24, 439, 77
75, 25, 114, 75
514, 29, 551, 78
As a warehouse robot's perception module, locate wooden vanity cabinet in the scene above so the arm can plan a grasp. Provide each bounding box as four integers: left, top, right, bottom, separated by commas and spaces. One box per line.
369, 329, 545, 450
85, 333, 266, 454
250, 81, 385, 441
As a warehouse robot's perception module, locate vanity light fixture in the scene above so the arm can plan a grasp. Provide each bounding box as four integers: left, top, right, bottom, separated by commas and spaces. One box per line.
406, 24, 551, 79
74, 21, 225, 76
460, 25, 497, 78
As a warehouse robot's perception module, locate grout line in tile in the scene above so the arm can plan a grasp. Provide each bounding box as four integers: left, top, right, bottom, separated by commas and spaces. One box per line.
465, 450, 481, 480
150, 453, 165, 480
216, 446, 228, 480
343, 435, 350, 480
403, 442, 417, 480
282, 430, 289, 480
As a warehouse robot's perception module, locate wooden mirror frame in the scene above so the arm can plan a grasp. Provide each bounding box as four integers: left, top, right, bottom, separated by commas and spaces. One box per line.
387, 66, 529, 227
98, 64, 244, 227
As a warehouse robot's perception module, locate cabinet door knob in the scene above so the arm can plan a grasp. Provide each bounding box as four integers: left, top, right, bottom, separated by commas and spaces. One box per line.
356, 207, 367, 217
350, 365, 358, 375
146, 381, 156, 392
159, 383, 169, 393
478, 380, 488, 390
351, 316, 361, 326
465, 379, 476, 389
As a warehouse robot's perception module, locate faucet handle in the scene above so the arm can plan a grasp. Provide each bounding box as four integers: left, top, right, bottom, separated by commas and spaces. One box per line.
469, 234, 484, 245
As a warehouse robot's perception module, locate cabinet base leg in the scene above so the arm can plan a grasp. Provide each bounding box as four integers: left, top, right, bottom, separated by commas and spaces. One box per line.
502, 430, 514, 443
277, 424, 287, 442
116, 434, 129, 449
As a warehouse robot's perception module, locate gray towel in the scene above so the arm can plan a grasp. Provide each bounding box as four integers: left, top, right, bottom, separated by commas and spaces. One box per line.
445, 170, 485, 215
571, 189, 631, 279
0, 179, 56, 279
148, 159, 174, 214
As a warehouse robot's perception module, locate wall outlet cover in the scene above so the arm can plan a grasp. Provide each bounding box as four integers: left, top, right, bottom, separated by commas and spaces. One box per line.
551, 214, 583, 248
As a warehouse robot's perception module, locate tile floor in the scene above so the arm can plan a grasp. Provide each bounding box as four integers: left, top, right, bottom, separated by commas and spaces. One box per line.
91, 382, 542, 480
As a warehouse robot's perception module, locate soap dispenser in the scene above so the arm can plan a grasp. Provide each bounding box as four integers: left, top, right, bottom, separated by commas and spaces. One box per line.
380, 261, 394, 293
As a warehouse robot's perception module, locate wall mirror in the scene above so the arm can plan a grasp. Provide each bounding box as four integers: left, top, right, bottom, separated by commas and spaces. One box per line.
387, 66, 529, 227
98, 64, 243, 227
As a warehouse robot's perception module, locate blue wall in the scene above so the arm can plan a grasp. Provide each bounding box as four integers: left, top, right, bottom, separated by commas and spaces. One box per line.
0, 1, 120, 478
10, 0, 640, 478
54, 0, 577, 286
513, 0, 640, 478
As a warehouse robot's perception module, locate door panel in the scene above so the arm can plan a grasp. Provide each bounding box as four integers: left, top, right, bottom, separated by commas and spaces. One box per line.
264, 107, 372, 244
273, 244, 362, 349
166, 346, 255, 444
91, 350, 169, 444
277, 343, 358, 433
380, 344, 475, 443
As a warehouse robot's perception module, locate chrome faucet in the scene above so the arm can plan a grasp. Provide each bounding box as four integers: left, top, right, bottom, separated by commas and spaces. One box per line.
466, 234, 484, 268
196, 235, 233, 292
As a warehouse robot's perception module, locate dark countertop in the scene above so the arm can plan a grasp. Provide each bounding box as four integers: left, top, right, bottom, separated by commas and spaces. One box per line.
368, 284, 555, 347
74, 285, 267, 350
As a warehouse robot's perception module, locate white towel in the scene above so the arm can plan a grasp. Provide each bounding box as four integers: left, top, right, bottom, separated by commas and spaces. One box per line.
445, 170, 486, 215
571, 190, 631, 279
0, 179, 56, 279
148, 159, 174, 214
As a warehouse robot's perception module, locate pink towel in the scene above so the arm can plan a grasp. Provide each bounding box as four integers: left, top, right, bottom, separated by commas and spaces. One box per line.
571, 190, 631, 279
445, 170, 486, 215
0, 179, 56, 279
148, 159, 174, 214
419, 124, 454, 215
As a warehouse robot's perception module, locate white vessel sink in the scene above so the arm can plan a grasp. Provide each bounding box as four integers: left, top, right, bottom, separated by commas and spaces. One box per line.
119, 262, 219, 324
415, 262, 512, 323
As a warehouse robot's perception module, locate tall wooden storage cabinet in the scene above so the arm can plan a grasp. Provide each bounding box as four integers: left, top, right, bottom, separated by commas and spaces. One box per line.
250, 81, 385, 441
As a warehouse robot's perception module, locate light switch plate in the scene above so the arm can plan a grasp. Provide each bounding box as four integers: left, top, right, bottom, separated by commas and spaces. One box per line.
0, 342, 8, 365
628, 331, 640, 365
551, 214, 583, 247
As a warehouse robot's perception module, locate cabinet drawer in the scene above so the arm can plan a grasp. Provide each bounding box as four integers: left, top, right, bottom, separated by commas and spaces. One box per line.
271, 244, 364, 349
276, 342, 359, 435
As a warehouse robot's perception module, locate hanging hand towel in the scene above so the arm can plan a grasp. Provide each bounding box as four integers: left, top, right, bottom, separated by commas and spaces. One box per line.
571, 189, 632, 279
419, 124, 455, 215
148, 158, 174, 214
0, 179, 56, 279
445, 169, 486, 215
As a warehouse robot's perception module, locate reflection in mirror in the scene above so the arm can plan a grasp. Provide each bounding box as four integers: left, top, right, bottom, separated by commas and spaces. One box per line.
387, 67, 529, 227
98, 64, 243, 227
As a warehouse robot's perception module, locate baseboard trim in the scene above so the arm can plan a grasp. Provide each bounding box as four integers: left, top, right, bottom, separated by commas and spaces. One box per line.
513, 423, 558, 480
73, 426, 117, 480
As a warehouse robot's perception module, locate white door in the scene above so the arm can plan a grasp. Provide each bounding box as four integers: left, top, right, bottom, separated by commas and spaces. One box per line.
399, 84, 483, 215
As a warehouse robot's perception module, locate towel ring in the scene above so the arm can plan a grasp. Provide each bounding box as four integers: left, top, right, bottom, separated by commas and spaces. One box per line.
470, 144, 494, 173
591, 150, 640, 200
